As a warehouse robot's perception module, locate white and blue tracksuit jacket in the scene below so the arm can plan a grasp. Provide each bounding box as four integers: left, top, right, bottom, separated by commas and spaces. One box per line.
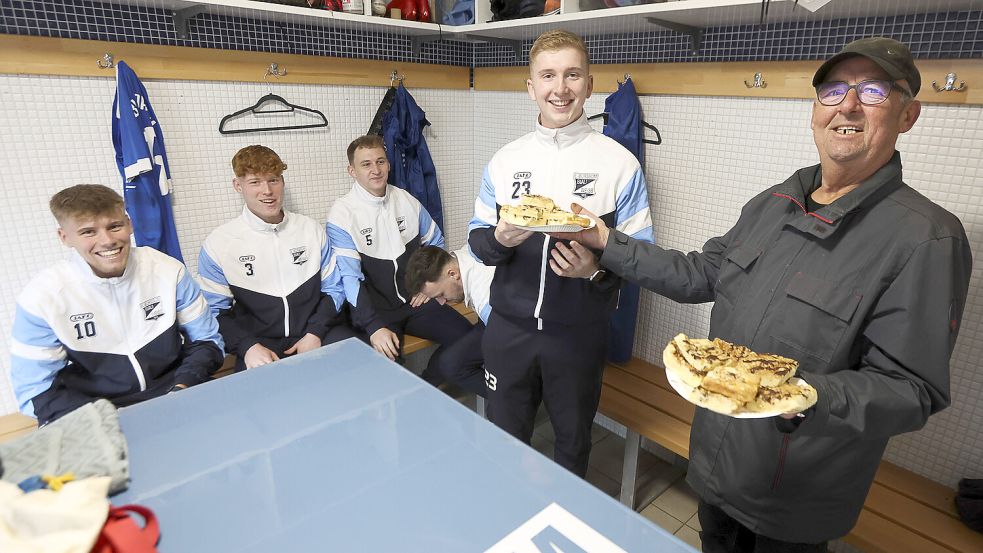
468, 113, 655, 329
327, 183, 444, 335
198, 208, 346, 357
10, 247, 223, 423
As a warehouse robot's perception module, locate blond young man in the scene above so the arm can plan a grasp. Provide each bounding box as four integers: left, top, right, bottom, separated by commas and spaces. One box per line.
328, 135, 472, 367
467, 30, 655, 477
10, 185, 223, 424
198, 146, 353, 372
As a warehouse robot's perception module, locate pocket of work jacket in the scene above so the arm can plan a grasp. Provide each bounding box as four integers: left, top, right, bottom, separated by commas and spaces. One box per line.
714, 244, 762, 304
776, 271, 863, 364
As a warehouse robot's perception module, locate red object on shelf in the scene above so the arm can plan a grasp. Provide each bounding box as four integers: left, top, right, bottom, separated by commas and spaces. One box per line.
417, 0, 431, 22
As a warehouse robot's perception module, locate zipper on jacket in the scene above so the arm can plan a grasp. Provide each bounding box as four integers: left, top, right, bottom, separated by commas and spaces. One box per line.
393, 259, 406, 303
110, 284, 147, 391
272, 227, 290, 337
771, 433, 791, 491
532, 238, 549, 331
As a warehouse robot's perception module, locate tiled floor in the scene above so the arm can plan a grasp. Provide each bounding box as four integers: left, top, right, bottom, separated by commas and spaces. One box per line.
452, 390, 703, 550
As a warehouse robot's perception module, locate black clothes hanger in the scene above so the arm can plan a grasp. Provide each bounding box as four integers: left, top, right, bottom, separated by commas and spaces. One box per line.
218, 93, 328, 135
587, 112, 663, 146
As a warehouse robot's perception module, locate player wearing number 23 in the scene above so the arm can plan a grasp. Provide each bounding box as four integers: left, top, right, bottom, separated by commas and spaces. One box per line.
10, 185, 224, 424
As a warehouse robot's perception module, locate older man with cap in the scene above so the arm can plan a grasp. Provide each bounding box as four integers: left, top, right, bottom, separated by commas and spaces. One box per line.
550, 37, 972, 551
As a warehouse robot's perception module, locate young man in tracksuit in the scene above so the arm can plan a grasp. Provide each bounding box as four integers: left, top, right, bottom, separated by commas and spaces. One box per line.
10, 185, 224, 424
198, 146, 353, 372
328, 135, 472, 367
405, 245, 494, 397
468, 30, 655, 477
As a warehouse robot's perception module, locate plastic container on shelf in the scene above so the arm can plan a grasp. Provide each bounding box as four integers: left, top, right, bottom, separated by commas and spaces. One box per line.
342, 0, 364, 12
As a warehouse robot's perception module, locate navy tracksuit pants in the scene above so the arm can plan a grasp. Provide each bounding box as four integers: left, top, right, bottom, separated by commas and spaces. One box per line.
482, 311, 608, 477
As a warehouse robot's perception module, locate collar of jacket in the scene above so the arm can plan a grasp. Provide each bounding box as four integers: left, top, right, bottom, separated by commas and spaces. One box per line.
241, 205, 291, 233
534, 111, 592, 149
771, 150, 905, 239
351, 181, 391, 205
70, 246, 137, 285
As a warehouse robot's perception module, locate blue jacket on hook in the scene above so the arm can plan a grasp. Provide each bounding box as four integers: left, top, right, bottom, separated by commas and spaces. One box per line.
603, 77, 650, 363
382, 84, 444, 232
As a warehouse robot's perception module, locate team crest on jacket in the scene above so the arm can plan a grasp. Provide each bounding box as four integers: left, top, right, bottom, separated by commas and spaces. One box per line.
573, 173, 598, 198
140, 296, 164, 321
396, 216, 406, 232
290, 246, 308, 265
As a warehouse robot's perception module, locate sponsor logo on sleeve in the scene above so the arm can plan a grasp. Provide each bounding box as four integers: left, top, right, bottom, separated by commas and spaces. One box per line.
140, 296, 164, 321
290, 246, 308, 265
573, 173, 598, 199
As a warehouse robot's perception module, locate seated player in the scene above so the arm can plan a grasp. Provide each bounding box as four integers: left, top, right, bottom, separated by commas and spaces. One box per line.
10, 184, 224, 424
405, 246, 493, 397
327, 135, 472, 365
198, 145, 354, 372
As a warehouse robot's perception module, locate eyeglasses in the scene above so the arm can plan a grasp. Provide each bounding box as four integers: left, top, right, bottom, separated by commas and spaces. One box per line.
815, 80, 912, 106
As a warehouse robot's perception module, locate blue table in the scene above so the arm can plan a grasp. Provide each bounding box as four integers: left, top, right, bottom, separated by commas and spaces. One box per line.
114, 339, 696, 552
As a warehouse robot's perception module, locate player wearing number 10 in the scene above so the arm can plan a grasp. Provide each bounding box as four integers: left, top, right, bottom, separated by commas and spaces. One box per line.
10, 184, 224, 424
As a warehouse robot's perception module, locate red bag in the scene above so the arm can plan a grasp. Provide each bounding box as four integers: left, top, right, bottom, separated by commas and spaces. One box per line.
91, 505, 160, 553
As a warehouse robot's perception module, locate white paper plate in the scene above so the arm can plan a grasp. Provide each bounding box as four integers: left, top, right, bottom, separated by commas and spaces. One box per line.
665, 368, 815, 419
513, 219, 596, 233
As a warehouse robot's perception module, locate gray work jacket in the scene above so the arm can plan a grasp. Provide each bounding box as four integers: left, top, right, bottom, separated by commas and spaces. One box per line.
601, 152, 972, 542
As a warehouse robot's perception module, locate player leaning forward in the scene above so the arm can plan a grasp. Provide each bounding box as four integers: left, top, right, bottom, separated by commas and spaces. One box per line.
468, 30, 655, 477
11, 185, 224, 424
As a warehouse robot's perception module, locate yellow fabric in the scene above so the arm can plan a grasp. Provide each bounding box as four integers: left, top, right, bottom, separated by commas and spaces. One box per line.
0, 476, 110, 553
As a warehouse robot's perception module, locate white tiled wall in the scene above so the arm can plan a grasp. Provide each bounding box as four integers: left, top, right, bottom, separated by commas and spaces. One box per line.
473, 89, 983, 489
0, 74, 474, 414
2, 74, 980, 490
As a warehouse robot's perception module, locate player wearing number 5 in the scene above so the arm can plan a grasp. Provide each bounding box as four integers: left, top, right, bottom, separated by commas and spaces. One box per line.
10, 185, 224, 424
327, 135, 471, 370
198, 146, 355, 373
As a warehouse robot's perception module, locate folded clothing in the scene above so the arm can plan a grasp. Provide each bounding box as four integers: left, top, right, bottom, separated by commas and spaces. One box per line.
0, 400, 129, 494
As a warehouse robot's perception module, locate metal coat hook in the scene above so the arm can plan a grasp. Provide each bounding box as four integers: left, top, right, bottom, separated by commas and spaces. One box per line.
266, 63, 287, 78
932, 72, 966, 92
389, 69, 405, 87
97, 53, 114, 69
619, 72, 631, 85
744, 73, 767, 88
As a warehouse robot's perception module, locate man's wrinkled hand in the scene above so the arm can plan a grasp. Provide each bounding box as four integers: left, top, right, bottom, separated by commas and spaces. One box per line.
243, 343, 280, 369
494, 219, 534, 248
284, 333, 321, 356
549, 241, 599, 279
548, 204, 609, 250
410, 292, 431, 308
370, 328, 400, 361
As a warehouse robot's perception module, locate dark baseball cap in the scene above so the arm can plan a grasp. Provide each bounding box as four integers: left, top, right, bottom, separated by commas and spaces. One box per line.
812, 37, 921, 96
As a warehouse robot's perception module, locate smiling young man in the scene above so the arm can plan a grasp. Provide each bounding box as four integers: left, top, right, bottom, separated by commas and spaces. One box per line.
198, 145, 353, 372
328, 135, 472, 369
10, 184, 224, 424
404, 245, 494, 397
550, 38, 972, 550
467, 30, 654, 478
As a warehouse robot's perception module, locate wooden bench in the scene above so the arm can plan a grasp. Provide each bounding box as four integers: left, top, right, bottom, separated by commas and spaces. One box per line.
599, 357, 983, 553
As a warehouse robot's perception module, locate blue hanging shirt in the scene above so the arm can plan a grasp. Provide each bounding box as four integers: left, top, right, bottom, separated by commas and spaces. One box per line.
112, 60, 184, 262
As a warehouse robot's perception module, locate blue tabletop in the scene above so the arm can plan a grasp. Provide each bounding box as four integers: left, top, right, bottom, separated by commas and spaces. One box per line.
114, 338, 696, 552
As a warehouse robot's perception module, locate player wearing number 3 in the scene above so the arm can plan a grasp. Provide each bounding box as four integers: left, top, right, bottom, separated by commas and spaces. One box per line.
11, 185, 224, 424
198, 146, 355, 373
